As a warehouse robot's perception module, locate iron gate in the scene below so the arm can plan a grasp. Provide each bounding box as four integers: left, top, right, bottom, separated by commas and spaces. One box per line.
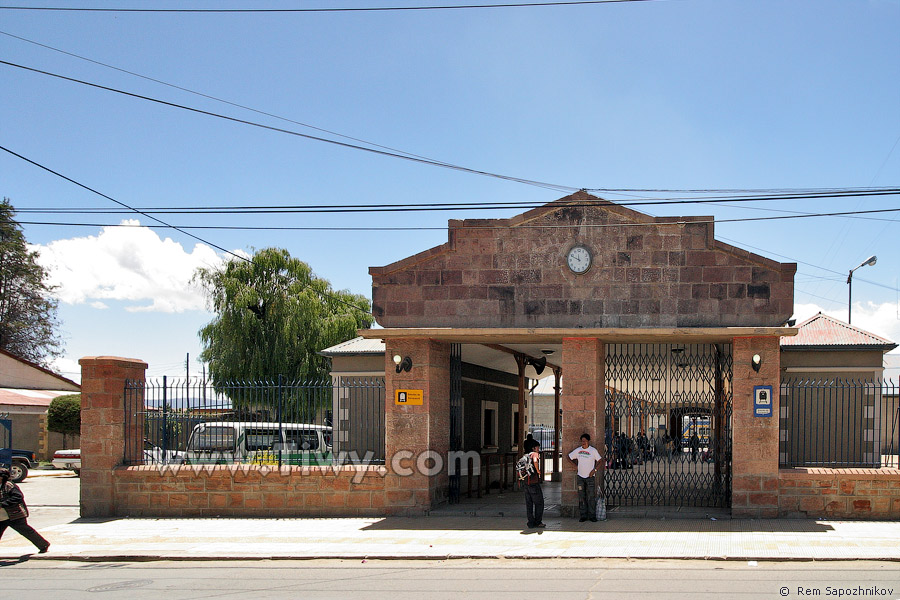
604, 343, 733, 508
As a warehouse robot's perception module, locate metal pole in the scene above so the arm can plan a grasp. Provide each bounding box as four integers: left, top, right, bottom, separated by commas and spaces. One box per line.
848, 270, 853, 324
161, 375, 168, 460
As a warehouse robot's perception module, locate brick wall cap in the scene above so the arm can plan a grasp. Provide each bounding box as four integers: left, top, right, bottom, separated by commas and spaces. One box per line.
79, 356, 149, 369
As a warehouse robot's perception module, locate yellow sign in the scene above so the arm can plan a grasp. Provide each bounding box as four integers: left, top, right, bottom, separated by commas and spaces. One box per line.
395, 389, 424, 405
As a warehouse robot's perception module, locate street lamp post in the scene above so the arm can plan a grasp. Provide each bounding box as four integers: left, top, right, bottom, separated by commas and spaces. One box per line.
847, 255, 877, 324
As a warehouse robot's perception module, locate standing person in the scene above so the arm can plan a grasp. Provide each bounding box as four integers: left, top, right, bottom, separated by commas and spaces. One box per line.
0, 466, 50, 553
689, 432, 700, 463
567, 433, 603, 522
523, 439, 545, 529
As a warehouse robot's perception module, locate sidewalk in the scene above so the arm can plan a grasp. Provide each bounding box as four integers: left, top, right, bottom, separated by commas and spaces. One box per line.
2, 514, 899, 562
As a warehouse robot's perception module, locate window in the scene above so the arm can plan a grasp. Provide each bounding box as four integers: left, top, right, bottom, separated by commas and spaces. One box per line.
191, 426, 235, 452
283, 430, 320, 451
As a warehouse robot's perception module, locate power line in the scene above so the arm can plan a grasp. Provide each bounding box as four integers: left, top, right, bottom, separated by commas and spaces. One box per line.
0, 144, 373, 316
3, 59, 898, 200
0, 59, 578, 193
12, 189, 900, 215
0, 29, 462, 169
17, 207, 900, 230
0, 1, 665, 13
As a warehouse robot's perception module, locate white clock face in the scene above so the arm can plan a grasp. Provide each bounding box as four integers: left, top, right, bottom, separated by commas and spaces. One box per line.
567, 246, 592, 274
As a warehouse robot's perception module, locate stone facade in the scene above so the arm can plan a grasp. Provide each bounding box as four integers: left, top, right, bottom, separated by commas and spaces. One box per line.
371, 192, 796, 329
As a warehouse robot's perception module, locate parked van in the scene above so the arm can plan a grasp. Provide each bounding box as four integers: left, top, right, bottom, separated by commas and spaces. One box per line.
183, 422, 332, 465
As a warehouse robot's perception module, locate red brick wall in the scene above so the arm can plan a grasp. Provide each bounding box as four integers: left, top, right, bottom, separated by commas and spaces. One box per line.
560, 338, 604, 515
370, 192, 795, 329
779, 469, 900, 518
79, 356, 147, 518
731, 337, 781, 518
112, 465, 389, 517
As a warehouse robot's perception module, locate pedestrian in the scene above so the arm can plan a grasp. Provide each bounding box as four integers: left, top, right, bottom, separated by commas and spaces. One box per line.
0, 466, 50, 553
689, 432, 700, 463
523, 439, 545, 529
567, 433, 603, 522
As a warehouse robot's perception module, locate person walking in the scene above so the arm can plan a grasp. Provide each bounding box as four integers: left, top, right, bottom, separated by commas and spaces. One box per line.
689, 432, 700, 463
0, 466, 50, 553
523, 439, 545, 529
567, 433, 603, 522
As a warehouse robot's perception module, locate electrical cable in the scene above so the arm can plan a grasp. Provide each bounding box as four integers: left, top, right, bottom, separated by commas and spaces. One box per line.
0, 1, 666, 13
12, 189, 900, 215
0, 59, 578, 193
0, 29, 467, 169
0, 144, 373, 316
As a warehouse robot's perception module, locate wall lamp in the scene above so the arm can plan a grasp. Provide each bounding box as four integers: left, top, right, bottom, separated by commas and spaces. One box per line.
393, 355, 412, 373
751, 354, 762, 373
526, 355, 547, 376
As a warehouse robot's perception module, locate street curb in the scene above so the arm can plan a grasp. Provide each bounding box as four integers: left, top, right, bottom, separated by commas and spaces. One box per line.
9, 554, 900, 563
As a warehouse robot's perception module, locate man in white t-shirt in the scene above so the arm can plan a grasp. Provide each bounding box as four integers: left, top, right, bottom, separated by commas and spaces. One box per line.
567, 433, 603, 522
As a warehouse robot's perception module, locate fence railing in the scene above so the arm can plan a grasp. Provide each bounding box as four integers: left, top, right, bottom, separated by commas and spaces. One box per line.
780, 378, 899, 469
124, 376, 385, 467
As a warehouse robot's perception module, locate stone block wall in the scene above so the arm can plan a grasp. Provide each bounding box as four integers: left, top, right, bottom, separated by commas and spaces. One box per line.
779, 468, 900, 518
112, 465, 389, 517
371, 192, 796, 329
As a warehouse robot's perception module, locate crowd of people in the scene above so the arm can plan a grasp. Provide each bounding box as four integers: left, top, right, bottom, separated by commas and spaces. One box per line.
602, 429, 711, 469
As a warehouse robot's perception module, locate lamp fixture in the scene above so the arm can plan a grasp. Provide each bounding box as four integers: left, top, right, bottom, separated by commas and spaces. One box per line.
751, 354, 762, 372
847, 255, 877, 324
541, 349, 555, 356
527, 355, 547, 376
393, 354, 413, 373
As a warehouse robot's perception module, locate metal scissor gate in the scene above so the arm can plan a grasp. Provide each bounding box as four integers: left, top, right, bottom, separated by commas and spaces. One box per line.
603, 343, 733, 508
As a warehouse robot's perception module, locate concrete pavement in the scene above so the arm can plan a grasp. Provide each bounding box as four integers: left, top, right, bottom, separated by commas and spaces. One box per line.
3, 513, 899, 562
4, 470, 898, 562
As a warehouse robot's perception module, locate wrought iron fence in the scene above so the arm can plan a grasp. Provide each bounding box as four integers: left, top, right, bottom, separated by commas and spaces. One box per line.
780, 379, 899, 468
124, 376, 385, 467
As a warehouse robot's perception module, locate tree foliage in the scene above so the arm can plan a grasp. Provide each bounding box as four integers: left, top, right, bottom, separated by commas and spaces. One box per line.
0, 199, 62, 365
195, 248, 373, 386
48, 394, 81, 442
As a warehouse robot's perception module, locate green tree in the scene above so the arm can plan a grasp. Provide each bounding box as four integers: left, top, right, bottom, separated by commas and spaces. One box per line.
48, 394, 81, 448
0, 198, 62, 365
195, 247, 373, 386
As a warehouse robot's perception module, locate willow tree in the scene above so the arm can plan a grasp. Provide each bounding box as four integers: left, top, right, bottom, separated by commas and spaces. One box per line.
0, 198, 62, 365
195, 248, 372, 388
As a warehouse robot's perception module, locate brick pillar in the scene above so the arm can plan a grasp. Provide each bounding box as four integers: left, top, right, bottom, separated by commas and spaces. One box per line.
79, 356, 147, 518
731, 336, 781, 518
560, 338, 604, 517
383, 339, 450, 514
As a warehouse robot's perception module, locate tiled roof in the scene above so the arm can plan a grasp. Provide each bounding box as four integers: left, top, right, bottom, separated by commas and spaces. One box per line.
0, 388, 77, 408
781, 312, 897, 350
319, 336, 386, 356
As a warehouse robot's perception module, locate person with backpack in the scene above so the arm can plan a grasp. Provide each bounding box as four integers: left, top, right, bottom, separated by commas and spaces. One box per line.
567, 433, 603, 522
521, 439, 545, 529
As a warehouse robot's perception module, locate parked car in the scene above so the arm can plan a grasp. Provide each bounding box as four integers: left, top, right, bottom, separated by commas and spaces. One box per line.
52, 448, 81, 475
143, 438, 185, 464
183, 421, 332, 465
2, 449, 37, 483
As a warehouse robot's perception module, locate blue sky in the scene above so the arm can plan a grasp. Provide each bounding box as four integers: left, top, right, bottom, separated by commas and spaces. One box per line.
1, 0, 898, 381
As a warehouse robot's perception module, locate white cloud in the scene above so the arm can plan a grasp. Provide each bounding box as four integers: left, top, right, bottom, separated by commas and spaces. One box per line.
794, 301, 900, 353
32, 220, 235, 313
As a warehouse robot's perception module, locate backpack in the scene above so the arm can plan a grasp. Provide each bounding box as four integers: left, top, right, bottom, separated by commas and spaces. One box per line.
515, 453, 536, 481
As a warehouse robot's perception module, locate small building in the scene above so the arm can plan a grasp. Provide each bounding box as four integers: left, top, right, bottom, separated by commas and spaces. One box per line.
780, 313, 897, 468
0, 349, 81, 459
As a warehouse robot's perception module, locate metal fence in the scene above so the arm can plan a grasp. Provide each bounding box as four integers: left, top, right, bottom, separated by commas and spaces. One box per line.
124, 376, 385, 467
780, 379, 899, 469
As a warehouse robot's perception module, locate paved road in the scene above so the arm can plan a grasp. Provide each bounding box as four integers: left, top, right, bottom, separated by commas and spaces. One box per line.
0, 559, 898, 600
12, 472, 80, 531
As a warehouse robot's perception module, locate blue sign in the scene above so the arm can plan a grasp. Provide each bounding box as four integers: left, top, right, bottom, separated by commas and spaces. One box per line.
753, 386, 773, 417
